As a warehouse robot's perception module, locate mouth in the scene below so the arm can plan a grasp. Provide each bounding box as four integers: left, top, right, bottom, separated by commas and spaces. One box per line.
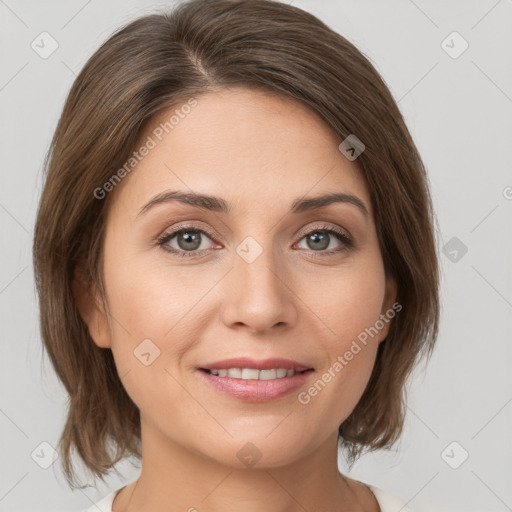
199, 367, 313, 380
196, 358, 315, 402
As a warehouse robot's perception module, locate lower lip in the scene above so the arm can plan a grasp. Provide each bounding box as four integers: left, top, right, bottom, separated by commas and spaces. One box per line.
197, 369, 314, 402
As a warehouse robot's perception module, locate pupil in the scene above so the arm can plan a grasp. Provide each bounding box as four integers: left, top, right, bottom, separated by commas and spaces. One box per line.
308, 232, 329, 250
179, 231, 201, 250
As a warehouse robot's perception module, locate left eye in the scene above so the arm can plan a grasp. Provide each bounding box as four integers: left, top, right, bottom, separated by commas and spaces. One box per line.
157, 225, 352, 258
295, 227, 352, 253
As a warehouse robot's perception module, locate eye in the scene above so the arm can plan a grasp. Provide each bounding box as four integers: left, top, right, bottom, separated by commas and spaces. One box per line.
294, 224, 353, 256
157, 225, 217, 258
157, 223, 353, 258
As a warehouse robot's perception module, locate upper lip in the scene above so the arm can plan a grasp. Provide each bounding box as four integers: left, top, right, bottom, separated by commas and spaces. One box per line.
200, 357, 313, 372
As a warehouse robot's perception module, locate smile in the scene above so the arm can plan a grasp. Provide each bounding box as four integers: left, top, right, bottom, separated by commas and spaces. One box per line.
203, 368, 308, 379
197, 368, 314, 402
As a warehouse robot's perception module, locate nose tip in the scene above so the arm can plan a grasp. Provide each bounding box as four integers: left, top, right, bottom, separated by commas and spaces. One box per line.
220, 254, 297, 333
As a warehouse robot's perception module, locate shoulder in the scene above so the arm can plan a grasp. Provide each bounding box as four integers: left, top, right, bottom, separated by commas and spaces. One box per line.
81, 488, 119, 512
82, 483, 418, 512
369, 485, 416, 512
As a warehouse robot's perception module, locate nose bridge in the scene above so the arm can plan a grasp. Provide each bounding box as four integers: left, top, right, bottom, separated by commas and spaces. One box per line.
220, 232, 296, 330
239, 236, 282, 284
235, 233, 285, 295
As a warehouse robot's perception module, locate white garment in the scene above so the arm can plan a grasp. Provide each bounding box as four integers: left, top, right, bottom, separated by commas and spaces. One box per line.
83, 482, 415, 512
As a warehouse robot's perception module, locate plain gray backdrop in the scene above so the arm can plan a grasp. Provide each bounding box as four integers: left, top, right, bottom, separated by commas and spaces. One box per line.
1, 0, 511, 511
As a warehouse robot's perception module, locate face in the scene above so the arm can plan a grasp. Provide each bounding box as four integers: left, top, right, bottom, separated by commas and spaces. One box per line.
75, 86, 396, 469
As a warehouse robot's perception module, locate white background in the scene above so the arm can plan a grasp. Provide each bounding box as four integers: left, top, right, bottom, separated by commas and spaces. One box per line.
1, 1, 511, 511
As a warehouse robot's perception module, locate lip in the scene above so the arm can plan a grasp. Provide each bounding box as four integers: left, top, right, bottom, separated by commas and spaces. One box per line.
197, 367, 314, 402
199, 357, 313, 372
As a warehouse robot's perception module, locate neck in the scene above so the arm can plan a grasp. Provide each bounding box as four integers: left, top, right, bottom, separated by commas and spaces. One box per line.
113, 418, 379, 512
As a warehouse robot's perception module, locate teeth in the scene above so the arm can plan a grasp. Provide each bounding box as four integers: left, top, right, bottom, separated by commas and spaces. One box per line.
227, 368, 242, 378
207, 368, 301, 380
259, 369, 277, 380
241, 368, 261, 379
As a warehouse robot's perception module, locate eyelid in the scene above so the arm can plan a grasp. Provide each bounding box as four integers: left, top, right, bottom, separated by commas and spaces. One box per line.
158, 221, 220, 242
294, 222, 352, 243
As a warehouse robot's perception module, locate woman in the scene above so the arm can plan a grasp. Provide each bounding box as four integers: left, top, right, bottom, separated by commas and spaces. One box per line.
32, 0, 439, 510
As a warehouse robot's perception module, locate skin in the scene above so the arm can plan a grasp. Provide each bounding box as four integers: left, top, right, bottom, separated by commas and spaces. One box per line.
74, 86, 396, 512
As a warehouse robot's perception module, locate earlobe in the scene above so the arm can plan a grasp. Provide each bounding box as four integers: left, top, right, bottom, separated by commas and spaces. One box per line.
72, 267, 112, 349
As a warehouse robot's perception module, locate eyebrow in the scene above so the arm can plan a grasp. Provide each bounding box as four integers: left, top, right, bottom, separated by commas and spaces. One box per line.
137, 190, 369, 218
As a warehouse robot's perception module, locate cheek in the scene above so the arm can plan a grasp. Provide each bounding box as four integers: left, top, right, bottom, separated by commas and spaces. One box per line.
102, 257, 214, 409
105, 249, 214, 343
296, 257, 387, 345
293, 261, 385, 415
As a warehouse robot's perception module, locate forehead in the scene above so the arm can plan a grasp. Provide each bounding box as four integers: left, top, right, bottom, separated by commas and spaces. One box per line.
108, 87, 371, 221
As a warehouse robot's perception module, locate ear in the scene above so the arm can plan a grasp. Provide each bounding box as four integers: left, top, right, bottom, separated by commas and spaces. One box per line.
378, 274, 398, 343
71, 266, 112, 349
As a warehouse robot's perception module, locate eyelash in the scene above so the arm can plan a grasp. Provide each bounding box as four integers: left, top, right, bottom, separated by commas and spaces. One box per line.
156, 223, 353, 259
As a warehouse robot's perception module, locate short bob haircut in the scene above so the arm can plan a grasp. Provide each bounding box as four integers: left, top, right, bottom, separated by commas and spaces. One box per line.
32, 0, 440, 489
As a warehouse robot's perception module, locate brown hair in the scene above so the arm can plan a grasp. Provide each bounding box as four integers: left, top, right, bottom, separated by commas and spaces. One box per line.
32, 0, 440, 488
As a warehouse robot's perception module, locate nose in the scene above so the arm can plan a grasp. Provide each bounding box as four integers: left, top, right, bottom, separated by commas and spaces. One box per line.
219, 240, 298, 334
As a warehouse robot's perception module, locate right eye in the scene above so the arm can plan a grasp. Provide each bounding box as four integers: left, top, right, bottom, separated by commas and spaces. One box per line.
157, 226, 219, 258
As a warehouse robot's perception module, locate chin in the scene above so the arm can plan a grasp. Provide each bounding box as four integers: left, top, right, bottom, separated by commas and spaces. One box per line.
195, 434, 312, 470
